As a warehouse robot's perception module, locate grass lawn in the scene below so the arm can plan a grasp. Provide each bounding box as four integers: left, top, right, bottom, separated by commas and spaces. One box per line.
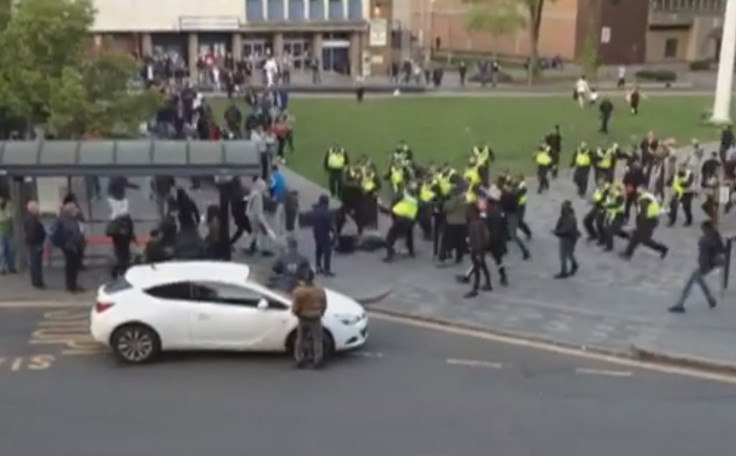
209, 95, 728, 187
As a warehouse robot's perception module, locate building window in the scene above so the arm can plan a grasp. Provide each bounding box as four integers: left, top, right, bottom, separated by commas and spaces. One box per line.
267, 0, 285, 20
246, 0, 264, 21
288, 0, 305, 20
348, 0, 362, 19
328, 0, 344, 20
308, 0, 324, 20
664, 38, 678, 58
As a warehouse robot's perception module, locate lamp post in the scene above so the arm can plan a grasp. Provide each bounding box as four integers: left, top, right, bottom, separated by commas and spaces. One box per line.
710, 0, 736, 125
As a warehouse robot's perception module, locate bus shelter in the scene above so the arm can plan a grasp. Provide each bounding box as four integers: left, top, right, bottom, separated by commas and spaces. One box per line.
0, 139, 269, 269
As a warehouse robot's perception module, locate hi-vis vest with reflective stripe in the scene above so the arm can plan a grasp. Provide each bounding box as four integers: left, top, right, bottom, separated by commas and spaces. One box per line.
598, 148, 613, 169
362, 172, 376, 192
517, 181, 528, 205
390, 166, 404, 189
535, 149, 552, 166
673, 170, 692, 198
393, 194, 418, 219
575, 149, 591, 167
593, 183, 610, 204
420, 183, 435, 202
465, 187, 478, 203
473, 146, 490, 165
464, 165, 481, 187
438, 169, 456, 195
327, 148, 346, 169
639, 192, 661, 219
605, 189, 624, 216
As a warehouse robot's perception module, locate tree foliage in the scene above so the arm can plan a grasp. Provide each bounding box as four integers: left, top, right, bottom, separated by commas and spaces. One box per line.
0, 0, 162, 139
462, 0, 557, 83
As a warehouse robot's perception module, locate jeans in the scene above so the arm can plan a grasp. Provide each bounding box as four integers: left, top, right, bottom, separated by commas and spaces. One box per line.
294, 318, 323, 366
27, 245, 44, 286
62, 249, 81, 291
315, 239, 332, 273
676, 268, 716, 307
0, 234, 15, 271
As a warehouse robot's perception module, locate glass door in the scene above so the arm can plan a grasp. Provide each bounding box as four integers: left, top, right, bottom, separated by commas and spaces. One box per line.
284, 40, 307, 69
243, 40, 268, 58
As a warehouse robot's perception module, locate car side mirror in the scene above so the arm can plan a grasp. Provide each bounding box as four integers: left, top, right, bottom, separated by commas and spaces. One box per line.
257, 298, 269, 310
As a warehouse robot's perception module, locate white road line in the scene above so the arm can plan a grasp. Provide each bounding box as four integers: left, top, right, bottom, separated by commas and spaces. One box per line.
350, 351, 384, 359
575, 368, 633, 377
0, 301, 89, 309
446, 358, 503, 369
369, 312, 736, 386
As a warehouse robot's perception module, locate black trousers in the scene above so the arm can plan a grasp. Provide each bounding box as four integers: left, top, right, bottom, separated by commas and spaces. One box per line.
625, 220, 667, 257
668, 193, 694, 225
385, 217, 415, 258
62, 249, 81, 291
604, 214, 629, 250
463, 245, 506, 285
550, 151, 560, 178
418, 204, 432, 239
624, 191, 636, 221
517, 205, 532, 239
432, 212, 445, 257
229, 217, 253, 246
537, 166, 550, 193
327, 170, 342, 198
27, 245, 44, 287
583, 207, 604, 239
573, 167, 590, 197
600, 115, 611, 133
469, 252, 490, 290
315, 238, 332, 273
440, 223, 466, 263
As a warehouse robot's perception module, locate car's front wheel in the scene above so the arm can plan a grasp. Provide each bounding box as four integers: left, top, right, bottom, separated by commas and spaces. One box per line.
110, 324, 161, 364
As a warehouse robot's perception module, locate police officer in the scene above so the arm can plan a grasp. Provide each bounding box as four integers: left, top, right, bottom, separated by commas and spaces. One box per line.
359, 159, 380, 230
385, 158, 407, 197
622, 188, 669, 260
595, 144, 615, 183
533, 143, 552, 194
418, 175, 437, 240
545, 124, 562, 179
667, 164, 695, 226
324, 143, 348, 198
602, 182, 628, 252
335, 164, 362, 237
394, 140, 414, 165
383, 185, 419, 262
433, 164, 456, 257
583, 179, 610, 242
514, 174, 533, 240
570, 142, 592, 197
472, 143, 495, 187
500, 178, 531, 260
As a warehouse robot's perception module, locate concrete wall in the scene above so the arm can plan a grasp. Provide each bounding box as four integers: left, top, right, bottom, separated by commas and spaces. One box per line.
91, 0, 245, 32
646, 28, 691, 61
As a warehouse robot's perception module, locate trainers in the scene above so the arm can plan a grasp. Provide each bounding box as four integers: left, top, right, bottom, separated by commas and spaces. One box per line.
464, 290, 478, 298
667, 305, 685, 314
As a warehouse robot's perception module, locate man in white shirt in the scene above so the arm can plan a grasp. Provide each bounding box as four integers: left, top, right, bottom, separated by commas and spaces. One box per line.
575, 76, 590, 108
264, 57, 278, 87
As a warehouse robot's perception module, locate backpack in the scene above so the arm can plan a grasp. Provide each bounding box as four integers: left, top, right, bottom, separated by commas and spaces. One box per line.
49, 220, 65, 248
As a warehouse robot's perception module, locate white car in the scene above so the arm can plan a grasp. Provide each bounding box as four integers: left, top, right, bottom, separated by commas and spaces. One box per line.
90, 261, 369, 364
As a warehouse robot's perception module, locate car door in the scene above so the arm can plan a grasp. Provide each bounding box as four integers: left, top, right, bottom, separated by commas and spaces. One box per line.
188, 282, 292, 351
143, 282, 200, 350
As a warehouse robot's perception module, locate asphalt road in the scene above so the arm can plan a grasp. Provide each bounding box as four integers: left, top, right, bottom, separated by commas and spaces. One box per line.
0, 306, 735, 456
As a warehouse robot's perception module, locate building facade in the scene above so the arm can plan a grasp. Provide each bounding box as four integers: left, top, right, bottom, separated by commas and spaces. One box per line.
399, 0, 724, 65
90, 0, 395, 77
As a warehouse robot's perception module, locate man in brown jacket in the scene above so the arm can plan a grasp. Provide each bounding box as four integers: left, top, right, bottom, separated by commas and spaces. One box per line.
291, 274, 327, 369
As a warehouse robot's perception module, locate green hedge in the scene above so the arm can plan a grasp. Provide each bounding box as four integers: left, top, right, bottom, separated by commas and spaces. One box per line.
689, 59, 712, 71
467, 71, 514, 83
634, 69, 677, 82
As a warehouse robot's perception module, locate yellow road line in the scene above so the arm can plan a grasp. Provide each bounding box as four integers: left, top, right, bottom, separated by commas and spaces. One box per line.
370, 312, 736, 386
0, 301, 89, 309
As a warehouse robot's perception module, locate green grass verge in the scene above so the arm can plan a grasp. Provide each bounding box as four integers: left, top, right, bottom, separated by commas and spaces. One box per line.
209, 95, 726, 187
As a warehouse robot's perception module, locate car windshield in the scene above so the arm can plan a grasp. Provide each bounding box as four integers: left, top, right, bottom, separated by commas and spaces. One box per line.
247, 266, 292, 301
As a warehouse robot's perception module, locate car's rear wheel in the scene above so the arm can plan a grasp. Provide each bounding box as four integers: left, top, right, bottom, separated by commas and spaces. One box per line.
110, 324, 161, 364
286, 329, 335, 358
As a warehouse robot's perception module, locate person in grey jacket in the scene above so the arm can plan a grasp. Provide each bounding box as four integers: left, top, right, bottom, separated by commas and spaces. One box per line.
552, 200, 580, 279
669, 220, 725, 313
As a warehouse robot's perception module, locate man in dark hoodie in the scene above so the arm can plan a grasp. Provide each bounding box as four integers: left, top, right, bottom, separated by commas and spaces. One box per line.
668, 220, 725, 313
311, 194, 335, 276
54, 202, 86, 293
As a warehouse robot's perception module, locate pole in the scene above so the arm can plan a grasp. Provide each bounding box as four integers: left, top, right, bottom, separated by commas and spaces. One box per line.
710, 0, 736, 124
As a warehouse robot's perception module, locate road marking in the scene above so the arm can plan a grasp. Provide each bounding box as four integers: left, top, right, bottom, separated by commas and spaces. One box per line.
446, 358, 503, 369
0, 301, 89, 310
350, 351, 384, 359
575, 368, 632, 377
370, 312, 736, 386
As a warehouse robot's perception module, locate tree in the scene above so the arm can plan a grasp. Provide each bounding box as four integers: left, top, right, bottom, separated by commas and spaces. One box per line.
0, 0, 162, 139
462, 0, 557, 84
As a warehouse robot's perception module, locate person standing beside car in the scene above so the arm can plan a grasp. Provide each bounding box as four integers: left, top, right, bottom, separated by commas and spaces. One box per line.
291, 273, 327, 369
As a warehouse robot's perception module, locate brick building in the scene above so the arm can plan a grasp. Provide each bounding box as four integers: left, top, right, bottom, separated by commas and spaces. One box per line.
90, 0, 396, 77
395, 0, 725, 65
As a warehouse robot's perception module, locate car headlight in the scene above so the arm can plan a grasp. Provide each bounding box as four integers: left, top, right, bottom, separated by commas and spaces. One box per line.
336, 313, 363, 325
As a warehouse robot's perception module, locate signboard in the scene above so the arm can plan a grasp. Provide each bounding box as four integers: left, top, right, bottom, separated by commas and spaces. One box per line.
369, 19, 387, 47
600, 27, 611, 44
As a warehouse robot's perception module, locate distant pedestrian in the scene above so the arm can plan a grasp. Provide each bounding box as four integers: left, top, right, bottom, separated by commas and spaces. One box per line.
311, 194, 335, 276
464, 204, 491, 298
0, 193, 16, 274
669, 220, 725, 313
52, 202, 85, 293
23, 200, 45, 288
552, 200, 580, 279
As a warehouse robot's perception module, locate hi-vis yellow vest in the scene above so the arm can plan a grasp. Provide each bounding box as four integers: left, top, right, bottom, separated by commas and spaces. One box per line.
362, 172, 376, 192
598, 148, 613, 169
535, 149, 552, 166
639, 193, 661, 219
390, 166, 404, 190
393, 194, 418, 219
420, 183, 435, 202
327, 149, 346, 169
464, 166, 481, 187
575, 150, 591, 167
517, 181, 528, 205
473, 146, 490, 166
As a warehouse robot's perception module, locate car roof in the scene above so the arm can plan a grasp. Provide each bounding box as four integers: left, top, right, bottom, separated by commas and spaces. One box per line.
125, 261, 251, 289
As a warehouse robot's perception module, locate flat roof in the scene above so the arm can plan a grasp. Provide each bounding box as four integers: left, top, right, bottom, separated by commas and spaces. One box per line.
0, 140, 264, 177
